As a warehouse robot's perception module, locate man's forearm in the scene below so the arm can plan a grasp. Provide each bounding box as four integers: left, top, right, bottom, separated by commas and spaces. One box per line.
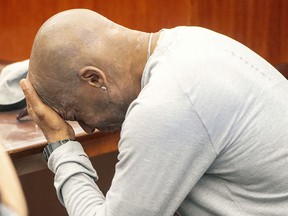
48, 141, 105, 215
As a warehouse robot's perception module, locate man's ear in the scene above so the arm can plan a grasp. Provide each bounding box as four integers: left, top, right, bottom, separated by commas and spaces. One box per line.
78, 66, 107, 88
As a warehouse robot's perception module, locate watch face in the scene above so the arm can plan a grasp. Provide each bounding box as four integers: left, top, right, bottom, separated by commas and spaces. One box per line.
43, 142, 61, 162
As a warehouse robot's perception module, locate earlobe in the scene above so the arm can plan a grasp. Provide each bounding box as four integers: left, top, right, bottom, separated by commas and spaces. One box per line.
78, 66, 107, 88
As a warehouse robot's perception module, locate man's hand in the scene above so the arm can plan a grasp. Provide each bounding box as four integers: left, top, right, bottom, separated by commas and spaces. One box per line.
20, 79, 75, 143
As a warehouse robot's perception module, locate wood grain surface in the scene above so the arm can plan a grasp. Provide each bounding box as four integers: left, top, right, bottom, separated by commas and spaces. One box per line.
1, 0, 287, 64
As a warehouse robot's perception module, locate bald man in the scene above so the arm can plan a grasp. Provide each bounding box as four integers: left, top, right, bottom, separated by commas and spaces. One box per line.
21, 9, 288, 216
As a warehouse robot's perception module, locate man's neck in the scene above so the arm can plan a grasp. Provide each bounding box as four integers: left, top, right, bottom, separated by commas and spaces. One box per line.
128, 31, 161, 91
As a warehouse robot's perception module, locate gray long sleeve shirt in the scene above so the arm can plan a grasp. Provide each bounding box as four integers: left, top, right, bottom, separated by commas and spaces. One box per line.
48, 27, 288, 215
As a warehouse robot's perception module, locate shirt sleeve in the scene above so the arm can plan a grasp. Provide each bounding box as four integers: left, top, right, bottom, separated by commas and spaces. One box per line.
48, 141, 106, 215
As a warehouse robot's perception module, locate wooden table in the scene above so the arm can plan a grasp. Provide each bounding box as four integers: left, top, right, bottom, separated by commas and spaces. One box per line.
0, 62, 119, 175
0, 110, 119, 174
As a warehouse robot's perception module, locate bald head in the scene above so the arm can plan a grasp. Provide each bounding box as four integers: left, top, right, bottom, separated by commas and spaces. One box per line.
27, 9, 157, 130
29, 9, 127, 104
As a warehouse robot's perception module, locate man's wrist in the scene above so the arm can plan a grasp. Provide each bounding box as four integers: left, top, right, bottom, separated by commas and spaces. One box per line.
43, 138, 75, 162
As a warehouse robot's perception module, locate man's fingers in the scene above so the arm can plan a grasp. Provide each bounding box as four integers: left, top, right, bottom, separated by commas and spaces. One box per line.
20, 79, 47, 120
25, 101, 37, 120
19, 79, 75, 142
20, 79, 42, 109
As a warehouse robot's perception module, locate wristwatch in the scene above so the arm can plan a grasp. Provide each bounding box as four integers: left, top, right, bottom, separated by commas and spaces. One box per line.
43, 139, 74, 162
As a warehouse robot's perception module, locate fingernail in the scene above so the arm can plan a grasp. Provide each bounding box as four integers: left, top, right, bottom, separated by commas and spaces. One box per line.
20, 79, 28, 89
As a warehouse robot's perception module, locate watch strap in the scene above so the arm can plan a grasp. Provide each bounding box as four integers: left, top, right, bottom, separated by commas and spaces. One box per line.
43, 139, 74, 162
